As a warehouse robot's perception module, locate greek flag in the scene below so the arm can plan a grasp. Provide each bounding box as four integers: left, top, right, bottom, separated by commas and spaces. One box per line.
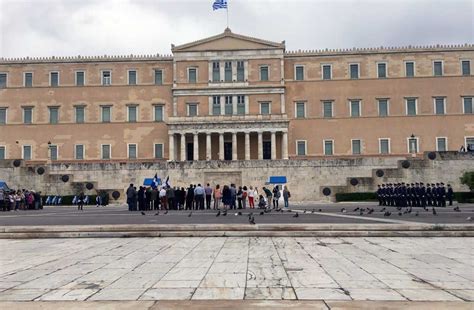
152, 173, 159, 189
164, 176, 170, 188
213, 0, 227, 10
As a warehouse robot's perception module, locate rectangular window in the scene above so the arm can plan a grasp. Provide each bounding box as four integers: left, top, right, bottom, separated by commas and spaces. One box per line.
378, 99, 389, 117
101, 145, 111, 160
466, 137, 474, 150
408, 138, 419, 153
0, 108, 6, 125
377, 62, 387, 78
23, 107, 32, 124
324, 140, 333, 155
0, 146, 5, 159
260, 66, 269, 81
295, 65, 304, 81
154, 69, 163, 85
436, 137, 447, 151
75, 106, 85, 123
237, 61, 245, 82
23, 145, 31, 160
188, 68, 197, 83
260, 102, 270, 115
406, 98, 417, 116
296, 102, 306, 118
435, 97, 445, 115
212, 61, 220, 82
225, 96, 233, 115
24, 72, 33, 87
0, 73, 6, 88
350, 64, 359, 79
350, 100, 360, 117
224, 61, 232, 82
128, 105, 137, 122
322, 64, 332, 80
75, 71, 85, 86
352, 139, 361, 155
101, 106, 111, 123
50, 72, 59, 87
323, 101, 333, 118
188, 103, 198, 117
212, 96, 221, 115
463, 97, 473, 114
75, 145, 84, 160
50, 145, 58, 161
102, 70, 111, 85
154, 105, 164, 121
154, 144, 163, 159
433, 61, 443, 76
49, 107, 59, 124
405, 61, 415, 77
379, 139, 390, 154
237, 95, 245, 115
128, 144, 137, 159
297, 141, 306, 156
128, 70, 137, 85
462, 60, 471, 76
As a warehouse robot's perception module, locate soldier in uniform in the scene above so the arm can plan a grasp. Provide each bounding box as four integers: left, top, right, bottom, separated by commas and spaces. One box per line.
420, 182, 426, 209
446, 184, 454, 206
376, 185, 383, 206
426, 183, 432, 206
440, 183, 446, 207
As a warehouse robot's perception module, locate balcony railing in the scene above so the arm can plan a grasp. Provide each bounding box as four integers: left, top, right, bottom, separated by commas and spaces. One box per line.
168, 114, 288, 123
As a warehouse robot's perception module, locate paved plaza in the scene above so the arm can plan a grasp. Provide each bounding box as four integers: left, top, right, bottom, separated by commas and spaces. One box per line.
0, 237, 472, 303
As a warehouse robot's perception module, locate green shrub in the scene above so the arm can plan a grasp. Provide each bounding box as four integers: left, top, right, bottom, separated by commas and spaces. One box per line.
460, 171, 474, 191
335, 192, 377, 202
454, 192, 474, 203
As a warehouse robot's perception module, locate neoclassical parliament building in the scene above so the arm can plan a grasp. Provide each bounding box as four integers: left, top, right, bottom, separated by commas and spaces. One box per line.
0, 29, 473, 164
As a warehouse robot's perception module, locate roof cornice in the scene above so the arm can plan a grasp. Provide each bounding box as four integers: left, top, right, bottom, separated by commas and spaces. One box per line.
0, 54, 173, 65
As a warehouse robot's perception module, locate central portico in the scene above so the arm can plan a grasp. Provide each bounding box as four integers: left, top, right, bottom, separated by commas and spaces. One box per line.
168, 28, 288, 161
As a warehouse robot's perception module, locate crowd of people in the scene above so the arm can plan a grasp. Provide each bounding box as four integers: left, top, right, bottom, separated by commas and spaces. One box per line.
125, 183, 292, 211
376, 182, 454, 208
0, 189, 43, 211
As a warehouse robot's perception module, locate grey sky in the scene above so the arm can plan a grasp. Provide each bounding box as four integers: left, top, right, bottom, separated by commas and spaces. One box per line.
0, 0, 472, 58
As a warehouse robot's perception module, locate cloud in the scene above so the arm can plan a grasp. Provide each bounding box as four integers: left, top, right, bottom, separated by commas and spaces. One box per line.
0, 0, 472, 58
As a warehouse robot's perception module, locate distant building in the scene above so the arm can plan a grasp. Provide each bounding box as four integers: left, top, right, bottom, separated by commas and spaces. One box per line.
0, 28, 473, 163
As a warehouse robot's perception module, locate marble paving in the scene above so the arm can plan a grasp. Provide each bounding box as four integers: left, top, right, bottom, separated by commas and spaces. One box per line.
0, 237, 472, 301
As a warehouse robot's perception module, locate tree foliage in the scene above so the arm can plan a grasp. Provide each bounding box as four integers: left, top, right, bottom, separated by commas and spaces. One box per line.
460, 171, 474, 191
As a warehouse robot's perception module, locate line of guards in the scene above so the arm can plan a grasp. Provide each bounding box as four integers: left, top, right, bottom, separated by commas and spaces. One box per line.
376, 182, 454, 207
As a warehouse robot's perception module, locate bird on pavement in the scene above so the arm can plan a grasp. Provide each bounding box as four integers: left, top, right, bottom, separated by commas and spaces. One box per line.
368, 208, 374, 214
141, 212, 146, 216
293, 212, 299, 218
222, 210, 227, 216
454, 206, 460, 212
249, 216, 256, 225
432, 208, 437, 216
237, 212, 242, 216
164, 210, 168, 215
384, 211, 391, 217
353, 207, 360, 212
188, 212, 192, 217
264, 209, 271, 213
380, 207, 386, 212
303, 210, 307, 214
216, 210, 220, 217
259, 211, 264, 216
248, 212, 253, 218
341, 208, 346, 213
398, 212, 402, 216
154, 212, 159, 216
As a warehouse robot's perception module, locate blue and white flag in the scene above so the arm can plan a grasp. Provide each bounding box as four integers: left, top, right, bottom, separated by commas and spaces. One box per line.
152, 173, 159, 189
164, 176, 170, 188
213, 0, 227, 10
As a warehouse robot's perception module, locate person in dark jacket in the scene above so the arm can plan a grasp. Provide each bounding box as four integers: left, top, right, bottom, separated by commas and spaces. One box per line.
77, 192, 85, 211
446, 184, 454, 206
222, 185, 232, 209
186, 185, 194, 210
145, 187, 152, 210
138, 187, 146, 211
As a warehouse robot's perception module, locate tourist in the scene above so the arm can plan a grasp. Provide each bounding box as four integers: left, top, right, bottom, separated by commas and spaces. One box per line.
272, 185, 280, 209
242, 186, 248, 209
159, 186, 168, 210
77, 192, 85, 210
151, 187, 158, 210
145, 187, 152, 210
185, 185, 194, 210
230, 184, 236, 210
213, 184, 222, 209
258, 195, 266, 208
237, 186, 243, 209
248, 186, 255, 209
283, 185, 290, 209
194, 184, 205, 210
204, 183, 212, 209
222, 185, 231, 209
263, 187, 272, 208
447, 184, 454, 206
167, 187, 175, 210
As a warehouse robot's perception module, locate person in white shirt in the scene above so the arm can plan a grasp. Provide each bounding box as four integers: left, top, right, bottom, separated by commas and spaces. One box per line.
248, 186, 255, 208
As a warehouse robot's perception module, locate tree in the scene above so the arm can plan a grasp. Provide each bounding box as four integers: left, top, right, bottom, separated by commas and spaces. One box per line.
460, 171, 474, 191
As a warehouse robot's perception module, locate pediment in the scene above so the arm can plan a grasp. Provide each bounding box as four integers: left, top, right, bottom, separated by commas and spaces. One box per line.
172, 29, 285, 52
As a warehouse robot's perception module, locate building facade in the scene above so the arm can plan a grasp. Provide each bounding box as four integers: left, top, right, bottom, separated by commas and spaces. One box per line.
0, 29, 473, 164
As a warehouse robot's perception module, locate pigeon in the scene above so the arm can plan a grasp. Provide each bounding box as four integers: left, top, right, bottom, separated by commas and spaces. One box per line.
467, 217, 473, 222
353, 207, 360, 212
398, 212, 402, 216
188, 212, 192, 217
303, 210, 307, 214
259, 211, 264, 216
432, 208, 437, 216
264, 209, 271, 213
276, 208, 282, 212
164, 210, 168, 215
384, 211, 391, 217
237, 212, 242, 216
141, 212, 146, 216
380, 208, 386, 212
293, 212, 299, 218
222, 210, 227, 216
154, 212, 159, 216
341, 208, 346, 213
368, 209, 374, 215
415, 211, 419, 216
216, 210, 221, 217
454, 206, 460, 212
317, 209, 321, 213
249, 216, 256, 224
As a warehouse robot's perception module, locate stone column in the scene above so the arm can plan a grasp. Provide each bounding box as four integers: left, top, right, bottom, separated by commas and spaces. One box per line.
232, 132, 237, 160
180, 133, 186, 161
206, 133, 212, 160
258, 132, 263, 160
219, 133, 224, 160
271, 131, 276, 160
193, 132, 199, 161
245, 132, 250, 161
282, 131, 289, 160
168, 133, 175, 161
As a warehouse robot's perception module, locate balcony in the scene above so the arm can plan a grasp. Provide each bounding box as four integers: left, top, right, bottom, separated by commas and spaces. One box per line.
168, 114, 288, 124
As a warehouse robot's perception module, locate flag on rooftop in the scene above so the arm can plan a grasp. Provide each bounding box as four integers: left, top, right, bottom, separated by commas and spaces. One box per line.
213, 0, 228, 10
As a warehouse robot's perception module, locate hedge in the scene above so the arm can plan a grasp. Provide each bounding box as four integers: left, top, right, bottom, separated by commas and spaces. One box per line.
335, 192, 474, 203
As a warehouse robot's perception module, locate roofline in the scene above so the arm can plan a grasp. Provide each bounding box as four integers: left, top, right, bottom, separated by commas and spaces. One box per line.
0, 54, 173, 65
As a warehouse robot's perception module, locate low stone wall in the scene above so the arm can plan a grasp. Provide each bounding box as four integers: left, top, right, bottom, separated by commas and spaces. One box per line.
0, 152, 472, 202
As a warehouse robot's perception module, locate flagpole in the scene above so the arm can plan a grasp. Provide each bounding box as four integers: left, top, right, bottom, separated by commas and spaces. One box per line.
226, 2, 229, 28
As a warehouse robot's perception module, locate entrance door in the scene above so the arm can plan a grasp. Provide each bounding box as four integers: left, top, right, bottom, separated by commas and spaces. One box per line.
224, 142, 232, 160
263, 141, 271, 160
187, 143, 194, 161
